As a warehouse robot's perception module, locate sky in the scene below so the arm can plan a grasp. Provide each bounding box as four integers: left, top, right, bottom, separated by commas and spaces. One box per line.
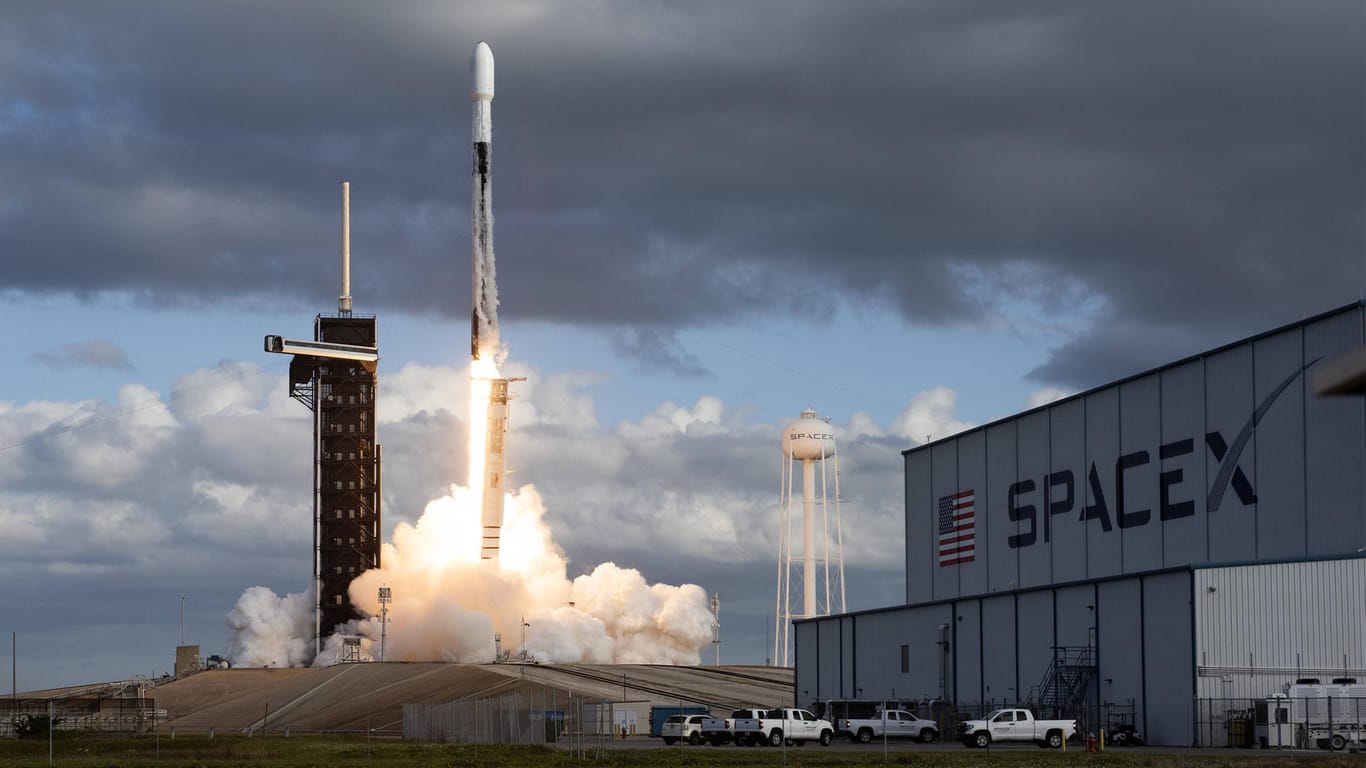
2, 0, 1363, 691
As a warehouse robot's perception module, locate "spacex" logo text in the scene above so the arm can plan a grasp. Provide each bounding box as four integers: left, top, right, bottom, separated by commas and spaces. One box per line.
1006, 360, 1316, 548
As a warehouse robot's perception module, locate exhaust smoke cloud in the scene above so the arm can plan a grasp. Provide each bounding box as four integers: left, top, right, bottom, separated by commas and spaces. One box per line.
226, 477, 716, 667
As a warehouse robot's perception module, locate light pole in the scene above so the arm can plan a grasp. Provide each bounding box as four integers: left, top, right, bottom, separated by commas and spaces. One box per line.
710, 594, 720, 666
377, 586, 391, 662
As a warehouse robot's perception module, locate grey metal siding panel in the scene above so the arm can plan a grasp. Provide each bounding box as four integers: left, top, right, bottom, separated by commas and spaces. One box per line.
914, 604, 955, 701
1055, 583, 1097, 649
1120, 376, 1163, 572
850, 606, 950, 700
1141, 570, 1194, 746
841, 617, 856, 698
1253, 329, 1307, 560
981, 595, 1017, 705
1018, 411, 1052, 588
1056, 583, 1099, 714
1085, 388, 1123, 578
954, 599, 982, 704
986, 422, 1019, 593
1097, 579, 1144, 733
1049, 398, 1088, 582
932, 442, 961, 600
1205, 344, 1257, 562
1304, 310, 1366, 555
851, 610, 907, 698
906, 450, 933, 604
795, 620, 820, 703
1016, 590, 1055, 702
816, 619, 842, 700
1160, 360, 1208, 566
957, 431, 989, 596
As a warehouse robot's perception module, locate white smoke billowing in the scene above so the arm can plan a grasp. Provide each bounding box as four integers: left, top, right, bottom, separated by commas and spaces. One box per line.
225, 482, 715, 667
223, 586, 315, 667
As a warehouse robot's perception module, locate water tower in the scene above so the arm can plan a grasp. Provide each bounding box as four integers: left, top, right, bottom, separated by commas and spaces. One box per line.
774, 408, 845, 667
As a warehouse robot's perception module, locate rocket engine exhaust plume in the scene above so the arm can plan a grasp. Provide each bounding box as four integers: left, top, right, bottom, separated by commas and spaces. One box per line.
225, 485, 716, 667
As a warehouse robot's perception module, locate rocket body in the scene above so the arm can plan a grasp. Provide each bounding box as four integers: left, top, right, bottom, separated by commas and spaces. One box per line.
471, 41, 508, 560
470, 41, 498, 361
481, 378, 511, 559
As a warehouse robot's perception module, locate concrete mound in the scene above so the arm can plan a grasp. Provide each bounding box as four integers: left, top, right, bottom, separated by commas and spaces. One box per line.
152, 663, 793, 734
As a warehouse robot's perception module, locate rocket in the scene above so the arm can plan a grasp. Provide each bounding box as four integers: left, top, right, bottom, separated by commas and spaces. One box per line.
470, 41, 499, 361
470, 41, 519, 560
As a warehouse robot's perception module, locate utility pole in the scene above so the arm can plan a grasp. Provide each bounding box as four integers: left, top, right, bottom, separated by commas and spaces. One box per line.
180, 594, 187, 646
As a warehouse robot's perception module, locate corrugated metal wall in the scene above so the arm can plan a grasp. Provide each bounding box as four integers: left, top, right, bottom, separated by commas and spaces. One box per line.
907, 303, 1365, 604
1194, 559, 1366, 699
797, 570, 1198, 744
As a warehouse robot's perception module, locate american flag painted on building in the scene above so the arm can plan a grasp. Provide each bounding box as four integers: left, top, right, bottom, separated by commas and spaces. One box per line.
937, 490, 975, 566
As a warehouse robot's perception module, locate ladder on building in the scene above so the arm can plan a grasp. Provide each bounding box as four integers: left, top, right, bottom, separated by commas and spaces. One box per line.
1027, 646, 1096, 718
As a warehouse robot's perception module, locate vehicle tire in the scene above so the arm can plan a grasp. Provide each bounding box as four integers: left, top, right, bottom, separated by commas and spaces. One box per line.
974, 731, 991, 749
768, 730, 784, 747
920, 729, 937, 744
1046, 731, 1063, 749
819, 730, 833, 747
709, 736, 723, 747
663, 737, 677, 745
1330, 735, 1347, 751
689, 732, 702, 745
857, 728, 874, 744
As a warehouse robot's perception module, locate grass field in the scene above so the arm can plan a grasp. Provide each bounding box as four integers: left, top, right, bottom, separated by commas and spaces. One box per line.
1, 735, 1362, 768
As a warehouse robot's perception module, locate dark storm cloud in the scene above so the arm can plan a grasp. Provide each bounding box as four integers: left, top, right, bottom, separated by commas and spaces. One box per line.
611, 327, 710, 378
32, 339, 135, 372
2, 1, 1361, 382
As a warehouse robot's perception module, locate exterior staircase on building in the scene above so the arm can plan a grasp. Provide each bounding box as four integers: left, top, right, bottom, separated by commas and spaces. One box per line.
1027, 646, 1096, 719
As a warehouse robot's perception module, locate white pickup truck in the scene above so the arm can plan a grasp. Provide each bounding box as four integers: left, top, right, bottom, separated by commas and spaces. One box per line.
734, 708, 836, 747
699, 708, 768, 746
841, 709, 940, 743
959, 708, 1076, 748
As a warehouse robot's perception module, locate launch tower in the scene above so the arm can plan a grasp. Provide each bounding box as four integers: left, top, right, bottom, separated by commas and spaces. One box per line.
265, 182, 382, 654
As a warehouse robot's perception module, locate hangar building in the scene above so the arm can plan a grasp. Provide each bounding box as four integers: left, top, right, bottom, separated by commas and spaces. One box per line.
795, 302, 1366, 745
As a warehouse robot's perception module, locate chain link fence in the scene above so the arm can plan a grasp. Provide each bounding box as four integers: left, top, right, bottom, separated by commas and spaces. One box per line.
404, 688, 632, 749
1196, 696, 1365, 749
0, 696, 158, 737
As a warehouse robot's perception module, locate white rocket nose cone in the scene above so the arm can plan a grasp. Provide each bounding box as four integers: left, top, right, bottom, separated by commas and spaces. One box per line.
471, 41, 495, 101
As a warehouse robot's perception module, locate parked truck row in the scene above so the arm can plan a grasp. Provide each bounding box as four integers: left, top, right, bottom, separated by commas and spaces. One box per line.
659, 702, 1088, 750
